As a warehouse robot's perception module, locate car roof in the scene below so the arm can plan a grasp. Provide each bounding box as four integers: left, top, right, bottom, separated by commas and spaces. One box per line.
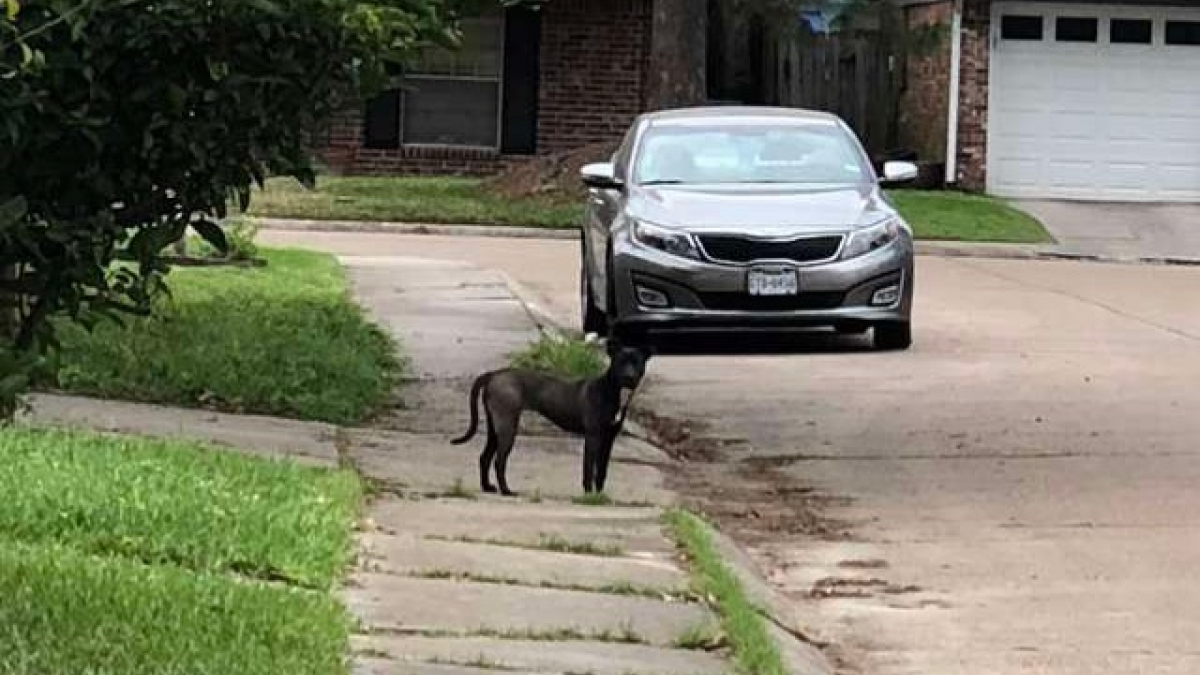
639, 106, 841, 127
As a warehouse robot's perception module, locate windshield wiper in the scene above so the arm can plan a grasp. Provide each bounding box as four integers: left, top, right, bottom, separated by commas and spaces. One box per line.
639, 179, 686, 186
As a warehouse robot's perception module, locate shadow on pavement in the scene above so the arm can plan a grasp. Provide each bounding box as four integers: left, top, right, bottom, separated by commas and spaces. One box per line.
642, 328, 875, 356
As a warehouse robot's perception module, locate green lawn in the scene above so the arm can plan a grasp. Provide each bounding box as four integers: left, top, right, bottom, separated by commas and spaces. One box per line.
890, 190, 1053, 243
49, 248, 400, 425
248, 176, 1050, 243
249, 176, 582, 229
0, 428, 360, 588
0, 427, 360, 675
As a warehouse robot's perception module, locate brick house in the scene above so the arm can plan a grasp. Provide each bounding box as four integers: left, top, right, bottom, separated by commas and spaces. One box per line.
321, 0, 663, 176
900, 0, 1200, 201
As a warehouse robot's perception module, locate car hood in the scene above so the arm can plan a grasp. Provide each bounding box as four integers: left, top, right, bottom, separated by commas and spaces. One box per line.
626, 183, 892, 234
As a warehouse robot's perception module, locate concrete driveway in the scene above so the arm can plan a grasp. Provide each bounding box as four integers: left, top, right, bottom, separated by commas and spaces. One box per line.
1018, 200, 1200, 262
266, 229, 1200, 675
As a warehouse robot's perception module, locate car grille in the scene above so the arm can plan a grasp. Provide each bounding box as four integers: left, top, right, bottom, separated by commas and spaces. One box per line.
698, 234, 843, 264
697, 291, 845, 312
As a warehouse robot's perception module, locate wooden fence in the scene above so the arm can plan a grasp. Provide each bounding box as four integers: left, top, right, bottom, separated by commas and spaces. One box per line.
765, 32, 904, 157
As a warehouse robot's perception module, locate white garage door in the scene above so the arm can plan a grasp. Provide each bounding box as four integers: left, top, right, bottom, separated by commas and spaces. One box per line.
988, 2, 1200, 201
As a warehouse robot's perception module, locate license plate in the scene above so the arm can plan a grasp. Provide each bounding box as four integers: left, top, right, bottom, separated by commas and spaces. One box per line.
747, 268, 799, 296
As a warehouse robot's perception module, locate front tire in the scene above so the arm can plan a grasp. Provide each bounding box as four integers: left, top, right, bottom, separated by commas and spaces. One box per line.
581, 239, 606, 335
581, 265, 606, 335
873, 321, 912, 351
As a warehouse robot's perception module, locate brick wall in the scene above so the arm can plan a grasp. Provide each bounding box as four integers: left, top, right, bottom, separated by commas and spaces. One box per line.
898, 1, 952, 165
956, 0, 990, 190
538, 0, 651, 154
319, 0, 651, 175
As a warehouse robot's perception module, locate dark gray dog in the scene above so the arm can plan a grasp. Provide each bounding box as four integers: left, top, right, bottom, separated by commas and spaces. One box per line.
451, 347, 650, 496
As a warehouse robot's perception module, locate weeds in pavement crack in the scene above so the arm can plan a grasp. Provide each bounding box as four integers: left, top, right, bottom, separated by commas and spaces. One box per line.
425, 534, 625, 558
674, 623, 729, 651
428, 654, 519, 671
408, 569, 686, 601
398, 623, 649, 645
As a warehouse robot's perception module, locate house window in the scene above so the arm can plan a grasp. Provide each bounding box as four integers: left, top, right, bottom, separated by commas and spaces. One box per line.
1110, 18, 1152, 45
1166, 20, 1200, 46
1001, 15, 1043, 41
1056, 17, 1097, 43
401, 12, 504, 147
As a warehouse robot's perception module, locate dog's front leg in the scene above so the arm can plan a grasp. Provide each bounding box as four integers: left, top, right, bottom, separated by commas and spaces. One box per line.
594, 431, 617, 493
582, 435, 601, 493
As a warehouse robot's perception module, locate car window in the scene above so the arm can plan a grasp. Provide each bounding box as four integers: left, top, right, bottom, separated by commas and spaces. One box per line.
634, 123, 869, 186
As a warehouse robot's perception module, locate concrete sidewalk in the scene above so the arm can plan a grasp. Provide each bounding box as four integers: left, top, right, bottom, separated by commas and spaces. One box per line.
26, 255, 752, 675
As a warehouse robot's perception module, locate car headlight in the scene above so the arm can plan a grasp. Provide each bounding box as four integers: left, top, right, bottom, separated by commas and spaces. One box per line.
842, 217, 906, 260
632, 220, 700, 260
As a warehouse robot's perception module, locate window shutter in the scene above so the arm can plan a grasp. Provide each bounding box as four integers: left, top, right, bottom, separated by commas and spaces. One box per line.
363, 89, 401, 149
500, 7, 542, 155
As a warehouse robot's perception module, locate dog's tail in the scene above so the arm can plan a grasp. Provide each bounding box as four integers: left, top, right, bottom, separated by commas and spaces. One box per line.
451, 373, 492, 445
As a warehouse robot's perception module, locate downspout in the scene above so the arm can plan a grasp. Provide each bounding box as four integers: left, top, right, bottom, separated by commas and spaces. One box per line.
945, 0, 963, 185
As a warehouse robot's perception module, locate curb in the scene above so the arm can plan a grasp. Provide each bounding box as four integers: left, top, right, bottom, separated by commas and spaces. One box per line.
496, 271, 579, 339
698, 518, 837, 675
1036, 250, 1200, 267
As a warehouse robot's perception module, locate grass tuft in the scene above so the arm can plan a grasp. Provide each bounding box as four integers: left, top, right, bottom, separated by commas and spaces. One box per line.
511, 334, 607, 381
674, 623, 729, 651
49, 248, 401, 425
571, 492, 614, 507
665, 509, 786, 675
437, 478, 477, 500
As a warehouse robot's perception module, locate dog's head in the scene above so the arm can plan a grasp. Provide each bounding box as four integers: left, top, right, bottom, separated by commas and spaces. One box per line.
608, 346, 650, 389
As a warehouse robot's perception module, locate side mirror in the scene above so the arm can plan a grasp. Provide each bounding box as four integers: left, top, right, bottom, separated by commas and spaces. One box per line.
581, 163, 625, 191
881, 161, 919, 184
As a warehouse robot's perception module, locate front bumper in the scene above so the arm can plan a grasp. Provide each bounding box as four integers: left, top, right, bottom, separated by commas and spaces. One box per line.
610, 233, 914, 333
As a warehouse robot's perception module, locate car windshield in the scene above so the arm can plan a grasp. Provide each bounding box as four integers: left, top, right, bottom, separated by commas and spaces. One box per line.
633, 122, 870, 186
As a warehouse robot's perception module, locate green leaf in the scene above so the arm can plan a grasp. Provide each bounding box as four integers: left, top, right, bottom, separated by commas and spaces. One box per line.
192, 219, 228, 254
0, 196, 27, 227
4, 0, 18, 21
244, 0, 283, 16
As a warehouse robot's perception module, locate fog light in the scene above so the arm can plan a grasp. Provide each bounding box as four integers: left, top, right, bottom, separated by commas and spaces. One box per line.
871, 284, 901, 306
636, 285, 670, 308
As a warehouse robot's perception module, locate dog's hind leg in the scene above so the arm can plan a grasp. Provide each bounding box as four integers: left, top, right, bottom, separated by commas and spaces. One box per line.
493, 413, 521, 497
478, 409, 499, 494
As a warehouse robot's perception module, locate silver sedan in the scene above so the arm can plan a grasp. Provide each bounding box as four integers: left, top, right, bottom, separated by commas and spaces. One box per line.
580, 106, 917, 350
